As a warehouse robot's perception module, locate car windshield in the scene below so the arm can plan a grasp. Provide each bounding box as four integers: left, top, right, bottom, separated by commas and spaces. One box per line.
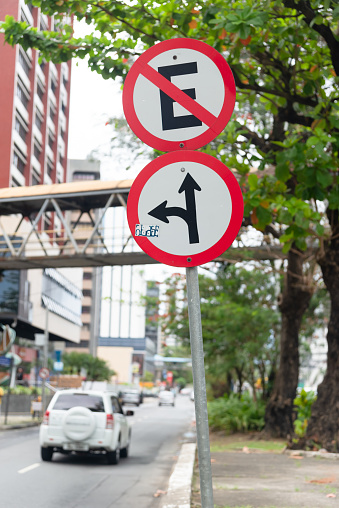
52, 393, 105, 412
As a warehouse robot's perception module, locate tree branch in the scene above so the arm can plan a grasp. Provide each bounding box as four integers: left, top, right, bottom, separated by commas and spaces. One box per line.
283, 0, 339, 76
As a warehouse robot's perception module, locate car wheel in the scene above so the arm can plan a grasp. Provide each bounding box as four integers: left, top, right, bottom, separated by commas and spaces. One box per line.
107, 441, 120, 465
41, 446, 53, 462
158, 402, 161, 406
172, 403, 175, 407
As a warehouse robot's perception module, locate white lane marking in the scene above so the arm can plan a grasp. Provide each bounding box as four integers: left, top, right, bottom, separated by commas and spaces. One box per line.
18, 463, 41, 474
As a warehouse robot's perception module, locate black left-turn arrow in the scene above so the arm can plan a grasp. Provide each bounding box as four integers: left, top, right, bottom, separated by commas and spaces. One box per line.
148, 173, 201, 244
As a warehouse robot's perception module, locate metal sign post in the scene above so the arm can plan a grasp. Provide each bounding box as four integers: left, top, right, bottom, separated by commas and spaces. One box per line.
186, 266, 214, 507
124, 38, 243, 508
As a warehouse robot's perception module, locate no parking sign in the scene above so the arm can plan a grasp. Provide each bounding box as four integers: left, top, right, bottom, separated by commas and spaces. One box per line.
122, 38, 236, 152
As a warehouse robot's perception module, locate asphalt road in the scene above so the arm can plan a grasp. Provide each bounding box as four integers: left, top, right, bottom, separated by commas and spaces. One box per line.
0, 395, 195, 508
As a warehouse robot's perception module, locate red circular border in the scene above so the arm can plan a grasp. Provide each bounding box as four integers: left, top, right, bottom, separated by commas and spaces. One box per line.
127, 151, 243, 267
123, 38, 236, 152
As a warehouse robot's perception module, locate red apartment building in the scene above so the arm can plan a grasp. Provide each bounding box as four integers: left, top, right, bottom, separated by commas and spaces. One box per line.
0, 2, 85, 363
0, 0, 71, 196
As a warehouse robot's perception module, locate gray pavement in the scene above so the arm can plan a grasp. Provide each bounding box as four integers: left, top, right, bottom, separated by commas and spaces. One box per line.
192, 446, 339, 508
3, 415, 339, 508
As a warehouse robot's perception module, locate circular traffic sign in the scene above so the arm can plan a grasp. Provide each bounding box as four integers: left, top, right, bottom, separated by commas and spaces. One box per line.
127, 151, 243, 267
123, 38, 236, 152
39, 367, 50, 379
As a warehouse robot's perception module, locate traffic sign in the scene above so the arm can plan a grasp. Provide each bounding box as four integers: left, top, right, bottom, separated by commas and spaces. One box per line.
0, 356, 11, 367
39, 367, 50, 379
123, 38, 236, 152
127, 151, 243, 267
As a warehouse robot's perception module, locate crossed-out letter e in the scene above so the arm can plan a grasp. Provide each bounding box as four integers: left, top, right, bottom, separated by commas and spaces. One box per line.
158, 62, 202, 131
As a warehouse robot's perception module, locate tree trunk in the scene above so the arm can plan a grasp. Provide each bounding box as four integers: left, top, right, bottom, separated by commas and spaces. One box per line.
306, 211, 339, 451
264, 247, 313, 438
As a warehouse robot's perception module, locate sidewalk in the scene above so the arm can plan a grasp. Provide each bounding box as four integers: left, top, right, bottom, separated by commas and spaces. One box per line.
0, 413, 41, 430
190, 433, 339, 508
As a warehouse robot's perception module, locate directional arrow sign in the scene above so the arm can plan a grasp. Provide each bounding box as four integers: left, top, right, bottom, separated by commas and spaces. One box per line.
149, 172, 201, 244
127, 151, 243, 267
123, 38, 236, 152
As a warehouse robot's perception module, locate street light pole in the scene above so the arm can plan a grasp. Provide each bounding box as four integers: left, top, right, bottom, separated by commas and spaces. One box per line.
41, 306, 49, 414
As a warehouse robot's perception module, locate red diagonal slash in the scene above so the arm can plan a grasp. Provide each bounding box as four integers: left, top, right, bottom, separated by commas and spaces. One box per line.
140, 64, 218, 128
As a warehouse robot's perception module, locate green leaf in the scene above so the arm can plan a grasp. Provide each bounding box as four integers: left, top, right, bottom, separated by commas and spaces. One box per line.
275, 163, 290, 182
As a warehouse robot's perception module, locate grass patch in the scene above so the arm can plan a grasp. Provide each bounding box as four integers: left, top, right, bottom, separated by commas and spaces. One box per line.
210, 440, 286, 453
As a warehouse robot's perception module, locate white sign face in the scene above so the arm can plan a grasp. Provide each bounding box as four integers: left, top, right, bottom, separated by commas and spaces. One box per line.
138, 161, 232, 256
127, 151, 244, 267
123, 38, 236, 152
133, 48, 225, 142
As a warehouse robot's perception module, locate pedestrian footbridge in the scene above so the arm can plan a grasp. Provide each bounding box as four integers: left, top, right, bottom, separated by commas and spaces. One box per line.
0, 179, 158, 270
0, 180, 287, 270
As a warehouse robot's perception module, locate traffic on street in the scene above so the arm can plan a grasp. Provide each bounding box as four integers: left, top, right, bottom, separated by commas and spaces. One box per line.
0, 394, 195, 508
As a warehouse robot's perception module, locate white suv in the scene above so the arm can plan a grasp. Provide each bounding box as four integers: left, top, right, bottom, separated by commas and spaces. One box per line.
39, 389, 133, 464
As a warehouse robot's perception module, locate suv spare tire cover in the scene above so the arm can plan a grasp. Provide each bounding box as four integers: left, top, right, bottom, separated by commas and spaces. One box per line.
62, 406, 96, 441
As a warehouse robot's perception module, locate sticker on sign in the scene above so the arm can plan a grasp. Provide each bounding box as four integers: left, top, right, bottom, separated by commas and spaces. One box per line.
123, 38, 236, 152
127, 151, 243, 267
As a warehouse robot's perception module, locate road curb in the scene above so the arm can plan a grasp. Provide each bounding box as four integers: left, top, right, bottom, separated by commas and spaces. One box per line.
161, 442, 196, 508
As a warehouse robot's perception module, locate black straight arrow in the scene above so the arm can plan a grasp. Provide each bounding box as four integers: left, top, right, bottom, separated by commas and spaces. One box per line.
148, 173, 201, 244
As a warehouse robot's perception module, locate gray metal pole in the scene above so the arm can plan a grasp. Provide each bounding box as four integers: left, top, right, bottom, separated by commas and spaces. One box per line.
41, 307, 49, 414
186, 266, 214, 508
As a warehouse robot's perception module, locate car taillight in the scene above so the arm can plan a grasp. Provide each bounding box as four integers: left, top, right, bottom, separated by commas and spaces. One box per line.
106, 414, 114, 429
42, 410, 50, 425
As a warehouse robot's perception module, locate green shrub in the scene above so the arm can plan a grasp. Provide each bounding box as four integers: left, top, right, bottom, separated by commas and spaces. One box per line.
293, 389, 317, 438
207, 393, 266, 434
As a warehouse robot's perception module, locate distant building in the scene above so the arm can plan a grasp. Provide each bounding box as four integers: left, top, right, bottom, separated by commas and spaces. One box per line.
65, 159, 103, 356
0, 1, 82, 350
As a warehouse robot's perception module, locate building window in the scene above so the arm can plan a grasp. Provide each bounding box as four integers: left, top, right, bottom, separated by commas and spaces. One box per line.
34, 143, 41, 161
40, 18, 48, 31
11, 177, 21, 187
37, 83, 44, 101
82, 306, 91, 314
14, 116, 27, 142
35, 112, 43, 130
47, 162, 53, 178
83, 272, 92, 280
18, 49, 30, 77
50, 105, 56, 122
13, 150, 26, 175
20, 9, 30, 25
17, 83, 29, 108
43, 215, 52, 231
48, 132, 54, 150
32, 172, 40, 186
83, 289, 92, 297
51, 78, 57, 94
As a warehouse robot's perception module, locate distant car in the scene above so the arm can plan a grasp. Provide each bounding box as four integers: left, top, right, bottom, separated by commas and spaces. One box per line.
121, 389, 141, 406
180, 387, 191, 396
39, 389, 133, 464
158, 389, 175, 407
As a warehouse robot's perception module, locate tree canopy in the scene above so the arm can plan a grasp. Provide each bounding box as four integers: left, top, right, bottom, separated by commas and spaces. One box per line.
2, 0, 339, 449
